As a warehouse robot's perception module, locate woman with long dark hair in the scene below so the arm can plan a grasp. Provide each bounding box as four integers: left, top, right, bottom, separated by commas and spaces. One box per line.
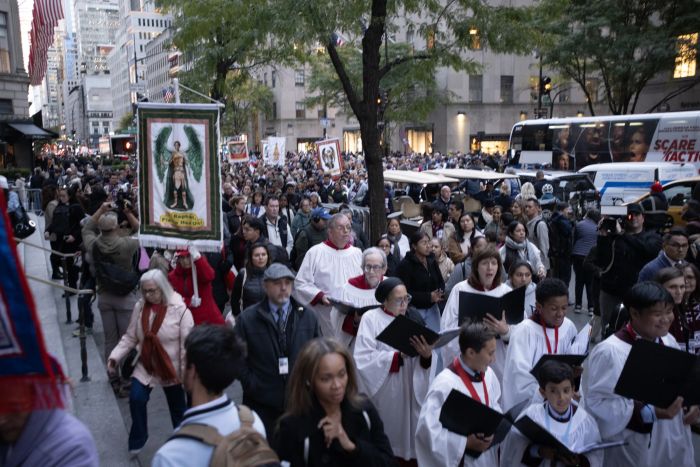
655, 267, 700, 354
499, 221, 546, 280
274, 338, 396, 466
447, 212, 483, 264
230, 242, 271, 316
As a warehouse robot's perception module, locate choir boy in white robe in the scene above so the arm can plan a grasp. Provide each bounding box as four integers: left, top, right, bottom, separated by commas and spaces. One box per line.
582, 281, 700, 467
294, 213, 362, 337
502, 360, 603, 467
329, 247, 385, 351
502, 278, 579, 413
416, 323, 502, 467
354, 277, 435, 464
441, 247, 515, 385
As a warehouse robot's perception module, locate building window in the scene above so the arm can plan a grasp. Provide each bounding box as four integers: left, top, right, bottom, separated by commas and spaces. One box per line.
295, 69, 305, 86
558, 85, 571, 103
426, 27, 435, 50
500, 75, 513, 104
529, 76, 539, 101
103, 127, 109, 134
271, 101, 277, 120
406, 26, 414, 45
271, 70, 276, 88
674, 33, 698, 79
468, 28, 481, 51
0, 98, 12, 115
295, 102, 306, 119
0, 13, 10, 73
264, 72, 268, 86
469, 74, 483, 103
585, 78, 600, 103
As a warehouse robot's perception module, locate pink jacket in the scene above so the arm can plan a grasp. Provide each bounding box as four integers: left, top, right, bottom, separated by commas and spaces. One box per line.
109, 292, 194, 387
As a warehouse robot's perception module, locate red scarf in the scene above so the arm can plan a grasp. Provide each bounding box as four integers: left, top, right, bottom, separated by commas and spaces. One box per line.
140, 303, 178, 382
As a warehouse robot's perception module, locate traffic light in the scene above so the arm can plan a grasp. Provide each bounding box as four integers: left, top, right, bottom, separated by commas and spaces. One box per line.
540, 76, 552, 95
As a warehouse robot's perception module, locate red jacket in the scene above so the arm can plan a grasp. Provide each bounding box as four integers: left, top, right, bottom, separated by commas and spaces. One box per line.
168, 257, 225, 326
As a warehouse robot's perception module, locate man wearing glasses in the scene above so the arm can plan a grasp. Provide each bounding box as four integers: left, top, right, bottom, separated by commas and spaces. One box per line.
294, 212, 363, 337
638, 228, 689, 282
329, 247, 388, 351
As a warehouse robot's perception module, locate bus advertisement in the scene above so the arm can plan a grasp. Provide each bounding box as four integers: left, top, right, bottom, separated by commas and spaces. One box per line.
509, 111, 700, 172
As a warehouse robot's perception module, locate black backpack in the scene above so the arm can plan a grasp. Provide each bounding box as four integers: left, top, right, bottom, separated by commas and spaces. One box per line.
92, 244, 141, 295
51, 203, 71, 237
536, 216, 572, 259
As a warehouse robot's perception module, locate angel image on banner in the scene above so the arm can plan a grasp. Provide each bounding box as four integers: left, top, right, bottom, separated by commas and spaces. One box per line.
138, 103, 222, 252
264, 136, 286, 167
316, 138, 342, 176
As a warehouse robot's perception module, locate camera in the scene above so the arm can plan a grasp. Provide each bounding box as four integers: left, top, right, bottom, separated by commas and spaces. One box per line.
600, 206, 633, 233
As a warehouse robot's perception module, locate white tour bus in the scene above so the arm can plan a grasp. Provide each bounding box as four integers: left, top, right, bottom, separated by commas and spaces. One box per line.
508, 111, 700, 172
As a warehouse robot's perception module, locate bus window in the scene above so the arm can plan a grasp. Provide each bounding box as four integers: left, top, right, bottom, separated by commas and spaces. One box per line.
608, 120, 659, 163
521, 124, 550, 151
573, 122, 611, 169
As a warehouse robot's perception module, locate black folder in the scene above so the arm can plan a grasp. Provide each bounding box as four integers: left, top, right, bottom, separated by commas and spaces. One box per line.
515, 415, 626, 456
376, 314, 459, 357
530, 354, 588, 379
458, 286, 526, 326
614, 339, 700, 407
327, 297, 377, 316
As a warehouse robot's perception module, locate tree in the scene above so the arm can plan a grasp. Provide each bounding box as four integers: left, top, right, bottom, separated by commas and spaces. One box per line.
272, 0, 532, 241
115, 113, 134, 134
535, 0, 700, 115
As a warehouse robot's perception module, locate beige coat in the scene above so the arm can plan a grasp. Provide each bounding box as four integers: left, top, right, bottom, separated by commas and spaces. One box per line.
109, 292, 194, 387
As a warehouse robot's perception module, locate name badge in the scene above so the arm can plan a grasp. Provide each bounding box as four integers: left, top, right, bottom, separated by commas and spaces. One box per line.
279, 357, 289, 375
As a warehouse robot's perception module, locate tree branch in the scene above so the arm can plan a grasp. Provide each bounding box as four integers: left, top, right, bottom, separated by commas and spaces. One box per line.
378, 52, 433, 78
644, 78, 700, 113
326, 41, 362, 118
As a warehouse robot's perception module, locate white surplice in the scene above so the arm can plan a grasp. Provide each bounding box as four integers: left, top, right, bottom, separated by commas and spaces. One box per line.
501, 317, 578, 412
582, 332, 695, 467
353, 308, 434, 461
416, 365, 502, 467
293, 241, 362, 337
329, 275, 381, 351
501, 401, 603, 467
440, 281, 515, 386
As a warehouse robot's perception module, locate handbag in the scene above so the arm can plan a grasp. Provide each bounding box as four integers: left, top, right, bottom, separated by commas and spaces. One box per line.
121, 348, 139, 379
11, 205, 36, 239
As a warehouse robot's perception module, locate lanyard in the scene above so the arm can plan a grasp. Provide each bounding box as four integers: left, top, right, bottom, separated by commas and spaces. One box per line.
452, 357, 489, 406
541, 321, 559, 354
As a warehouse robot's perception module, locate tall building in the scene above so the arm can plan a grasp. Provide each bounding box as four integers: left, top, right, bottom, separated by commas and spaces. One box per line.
144, 28, 193, 105
109, 0, 171, 129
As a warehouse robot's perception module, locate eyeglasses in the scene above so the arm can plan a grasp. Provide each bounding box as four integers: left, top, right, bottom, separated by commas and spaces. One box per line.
363, 264, 385, 272
389, 294, 412, 307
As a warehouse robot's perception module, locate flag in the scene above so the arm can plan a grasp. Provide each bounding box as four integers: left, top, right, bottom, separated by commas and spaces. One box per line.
331, 32, 345, 47
0, 191, 66, 414
162, 86, 174, 103
28, 0, 64, 85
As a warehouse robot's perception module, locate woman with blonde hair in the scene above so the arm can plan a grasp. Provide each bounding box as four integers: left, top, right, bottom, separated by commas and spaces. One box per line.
274, 337, 396, 467
108, 269, 194, 455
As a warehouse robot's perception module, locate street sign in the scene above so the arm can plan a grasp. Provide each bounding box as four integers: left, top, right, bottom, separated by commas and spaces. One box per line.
130, 83, 146, 93
320, 118, 330, 128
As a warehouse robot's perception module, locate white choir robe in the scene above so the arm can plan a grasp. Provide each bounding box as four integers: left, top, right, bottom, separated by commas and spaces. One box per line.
501, 401, 603, 467
293, 242, 362, 337
582, 333, 695, 467
329, 276, 381, 352
353, 308, 435, 460
440, 281, 514, 386
415, 365, 502, 467
502, 317, 578, 412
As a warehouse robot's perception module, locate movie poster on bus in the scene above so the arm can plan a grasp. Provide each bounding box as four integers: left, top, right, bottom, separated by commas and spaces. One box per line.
227, 139, 249, 163
137, 103, 222, 252
316, 138, 343, 175
646, 116, 700, 164
263, 137, 286, 167
608, 120, 660, 163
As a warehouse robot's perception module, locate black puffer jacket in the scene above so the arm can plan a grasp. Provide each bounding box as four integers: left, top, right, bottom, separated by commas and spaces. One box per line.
230, 266, 266, 316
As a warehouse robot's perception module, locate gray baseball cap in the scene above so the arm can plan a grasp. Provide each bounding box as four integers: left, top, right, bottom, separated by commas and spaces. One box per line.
263, 263, 296, 281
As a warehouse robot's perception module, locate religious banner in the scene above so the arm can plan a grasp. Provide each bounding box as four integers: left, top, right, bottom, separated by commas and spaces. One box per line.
316, 138, 343, 176
0, 190, 66, 414
264, 136, 286, 167
137, 103, 222, 252
226, 138, 249, 164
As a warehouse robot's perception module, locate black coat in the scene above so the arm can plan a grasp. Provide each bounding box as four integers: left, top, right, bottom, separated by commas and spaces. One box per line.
396, 251, 445, 309
273, 398, 398, 467
234, 297, 320, 412
596, 230, 662, 296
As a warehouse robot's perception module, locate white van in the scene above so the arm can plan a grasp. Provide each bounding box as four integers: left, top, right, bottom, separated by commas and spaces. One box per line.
578, 162, 696, 206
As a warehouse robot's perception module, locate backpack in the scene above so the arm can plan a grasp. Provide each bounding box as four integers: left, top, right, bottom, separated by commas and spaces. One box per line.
92, 243, 141, 296
535, 216, 572, 259
170, 405, 280, 467
51, 203, 71, 237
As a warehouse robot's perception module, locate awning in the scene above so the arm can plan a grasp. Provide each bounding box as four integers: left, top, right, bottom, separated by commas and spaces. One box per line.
8, 123, 56, 139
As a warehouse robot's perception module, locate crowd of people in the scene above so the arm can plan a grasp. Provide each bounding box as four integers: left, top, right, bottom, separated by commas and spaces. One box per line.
2, 149, 700, 467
